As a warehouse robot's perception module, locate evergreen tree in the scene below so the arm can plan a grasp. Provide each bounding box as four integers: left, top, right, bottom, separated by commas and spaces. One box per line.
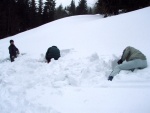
96, 0, 150, 17
31, 0, 36, 12
55, 4, 67, 19
17, 0, 30, 30
69, 0, 76, 15
9, 2, 21, 35
76, 0, 88, 15
93, 2, 99, 14
0, 0, 20, 38
88, 7, 93, 14
0, 0, 7, 38
38, 0, 43, 15
43, 0, 56, 24
38, 0, 43, 25
29, 0, 37, 28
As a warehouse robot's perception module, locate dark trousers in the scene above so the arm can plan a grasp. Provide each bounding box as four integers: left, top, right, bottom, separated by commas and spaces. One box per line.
10, 55, 17, 62
46, 56, 59, 63
46, 57, 51, 63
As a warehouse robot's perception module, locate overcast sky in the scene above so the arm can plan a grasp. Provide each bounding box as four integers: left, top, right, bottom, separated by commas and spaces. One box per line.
41, 0, 97, 7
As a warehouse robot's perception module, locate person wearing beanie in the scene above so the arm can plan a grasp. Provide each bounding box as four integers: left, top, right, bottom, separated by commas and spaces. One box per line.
45, 46, 60, 63
108, 46, 147, 81
8, 40, 20, 62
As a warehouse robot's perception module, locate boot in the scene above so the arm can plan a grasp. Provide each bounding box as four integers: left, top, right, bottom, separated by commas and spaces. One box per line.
108, 76, 113, 81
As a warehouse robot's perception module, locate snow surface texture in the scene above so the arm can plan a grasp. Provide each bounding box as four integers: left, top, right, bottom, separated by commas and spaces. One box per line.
0, 7, 150, 113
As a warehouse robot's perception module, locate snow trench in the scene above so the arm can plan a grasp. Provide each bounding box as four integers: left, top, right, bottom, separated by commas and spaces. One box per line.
0, 49, 150, 113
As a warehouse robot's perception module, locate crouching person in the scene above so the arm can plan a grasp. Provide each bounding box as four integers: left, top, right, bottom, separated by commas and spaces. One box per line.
9, 40, 20, 62
108, 46, 147, 81
45, 46, 60, 63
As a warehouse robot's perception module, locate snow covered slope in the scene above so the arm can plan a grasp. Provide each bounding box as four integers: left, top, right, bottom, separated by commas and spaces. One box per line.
0, 7, 150, 113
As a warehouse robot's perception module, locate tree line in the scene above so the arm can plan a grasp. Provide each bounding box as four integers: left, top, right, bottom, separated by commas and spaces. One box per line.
0, 0, 92, 39
0, 0, 150, 39
96, 0, 150, 17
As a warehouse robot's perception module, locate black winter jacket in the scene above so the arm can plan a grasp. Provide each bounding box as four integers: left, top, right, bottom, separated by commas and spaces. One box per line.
9, 44, 19, 57
45, 46, 60, 59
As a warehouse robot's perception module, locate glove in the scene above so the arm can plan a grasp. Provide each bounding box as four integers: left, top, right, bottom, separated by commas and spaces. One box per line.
117, 59, 123, 64
17, 51, 20, 54
108, 76, 113, 81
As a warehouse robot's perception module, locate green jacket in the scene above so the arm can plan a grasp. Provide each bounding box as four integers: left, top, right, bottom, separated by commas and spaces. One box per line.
121, 46, 146, 61
46, 46, 60, 59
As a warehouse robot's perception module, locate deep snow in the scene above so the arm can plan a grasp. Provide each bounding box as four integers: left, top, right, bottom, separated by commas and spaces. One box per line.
0, 7, 150, 113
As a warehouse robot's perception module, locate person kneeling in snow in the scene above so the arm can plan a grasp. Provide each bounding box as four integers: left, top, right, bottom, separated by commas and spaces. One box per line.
9, 40, 20, 62
108, 46, 147, 81
45, 46, 60, 63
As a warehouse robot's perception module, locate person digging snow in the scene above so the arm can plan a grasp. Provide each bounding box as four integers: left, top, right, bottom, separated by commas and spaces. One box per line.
9, 40, 20, 62
108, 46, 147, 81
45, 46, 60, 63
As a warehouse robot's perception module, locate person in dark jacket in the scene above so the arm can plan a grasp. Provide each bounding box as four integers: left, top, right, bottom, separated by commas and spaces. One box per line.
108, 46, 147, 81
9, 40, 19, 62
45, 46, 60, 63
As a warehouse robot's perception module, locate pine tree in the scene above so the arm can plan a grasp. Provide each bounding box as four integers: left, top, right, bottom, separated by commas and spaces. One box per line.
29, 0, 37, 27
43, 0, 56, 24
55, 4, 66, 19
96, 0, 105, 15
38, 0, 43, 15
0, 0, 21, 38
37, 0, 43, 25
30, 0, 36, 11
69, 0, 76, 15
96, 0, 150, 17
0, 0, 7, 39
17, 0, 30, 30
93, 2, 99, 14
88, 7, 93, 14
76, 0, 88, 15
